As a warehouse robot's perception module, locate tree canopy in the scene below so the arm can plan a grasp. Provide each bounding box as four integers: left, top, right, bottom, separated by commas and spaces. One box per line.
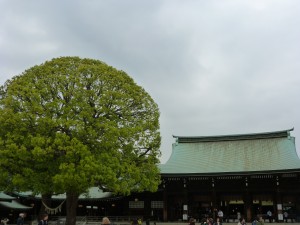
0, 57, 161, 225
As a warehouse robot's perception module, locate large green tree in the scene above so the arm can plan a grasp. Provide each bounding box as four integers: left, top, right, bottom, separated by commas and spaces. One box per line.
0, 57, 161, 225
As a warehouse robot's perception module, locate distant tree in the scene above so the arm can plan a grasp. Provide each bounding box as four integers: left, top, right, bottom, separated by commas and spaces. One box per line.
0, 57, 161, 225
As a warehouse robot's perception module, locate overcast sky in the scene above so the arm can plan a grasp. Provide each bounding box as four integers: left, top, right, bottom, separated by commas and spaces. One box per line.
1, 0, 300, 163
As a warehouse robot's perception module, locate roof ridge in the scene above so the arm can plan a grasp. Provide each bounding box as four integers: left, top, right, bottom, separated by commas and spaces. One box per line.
173, 128, 294, 143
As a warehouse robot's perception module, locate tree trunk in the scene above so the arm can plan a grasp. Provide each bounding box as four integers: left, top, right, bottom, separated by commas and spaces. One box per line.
65, 192, 79, 225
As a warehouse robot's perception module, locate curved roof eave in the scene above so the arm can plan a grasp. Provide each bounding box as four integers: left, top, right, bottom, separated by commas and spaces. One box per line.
172, 128, 294, 143
160, 168, 300, 177
0, 200, 32, 210
14, 187, 120, 201
0, 192, 16, 201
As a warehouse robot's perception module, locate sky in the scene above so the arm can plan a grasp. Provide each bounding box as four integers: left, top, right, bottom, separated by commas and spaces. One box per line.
1, 0, 300, 163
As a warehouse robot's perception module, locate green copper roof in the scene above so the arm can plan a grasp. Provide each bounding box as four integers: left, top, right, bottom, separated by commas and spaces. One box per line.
0, 200, 32, 210
159, 129, 300, 175
0, 192, 15, 200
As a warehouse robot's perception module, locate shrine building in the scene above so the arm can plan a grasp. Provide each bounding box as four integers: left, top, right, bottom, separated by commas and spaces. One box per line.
155, 128, 300, 222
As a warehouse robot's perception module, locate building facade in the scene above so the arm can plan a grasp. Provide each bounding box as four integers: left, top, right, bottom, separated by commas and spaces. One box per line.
156, 129, 300, 222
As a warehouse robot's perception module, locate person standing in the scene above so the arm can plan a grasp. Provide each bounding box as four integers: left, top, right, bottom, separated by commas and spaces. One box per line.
283, 212, 288, 223
1, 218, 9, 225
214, 217, 222, 225
237, 218, 246, 225
102, 217, 111, 225
218, 210, 224, 223
257, 216, 264, 225
252, 217, 258, 225
204, 217, 212, 225
138, 218, 142, 225
237, 212, 241, 221
132, 218, 138, 225
38, 213, 48, 225
267, 210, 272, 223
17, 213, 25, 225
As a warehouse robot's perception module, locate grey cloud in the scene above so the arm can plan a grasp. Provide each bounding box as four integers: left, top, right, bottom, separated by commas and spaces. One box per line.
1, 0, 300, 163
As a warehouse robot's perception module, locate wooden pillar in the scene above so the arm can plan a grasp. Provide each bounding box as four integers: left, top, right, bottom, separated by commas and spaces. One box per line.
275, 191, 282, 222
162, 179, 168, 222
163, 189, 168, 221
244, 177, 252, 222
183, 178, 188, 203
244, 193, 252, 221
183, 178, 188, 221
225, 200, 230, 222
211, 178, 217, 220
275, 176, 283, 223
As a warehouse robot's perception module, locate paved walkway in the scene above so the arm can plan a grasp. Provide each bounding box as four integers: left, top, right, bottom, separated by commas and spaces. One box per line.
152, 223, 300, 225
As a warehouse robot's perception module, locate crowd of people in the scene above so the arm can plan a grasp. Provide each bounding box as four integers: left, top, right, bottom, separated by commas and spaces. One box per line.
187, 215, 264, 225
184, 208, 294, 225
183, 207, 297, 225
0, 210, 293, 225
101, 217, 145, 225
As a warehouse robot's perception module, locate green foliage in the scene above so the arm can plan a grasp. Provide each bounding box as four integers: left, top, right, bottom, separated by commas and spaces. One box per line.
0, 56, 161, 197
